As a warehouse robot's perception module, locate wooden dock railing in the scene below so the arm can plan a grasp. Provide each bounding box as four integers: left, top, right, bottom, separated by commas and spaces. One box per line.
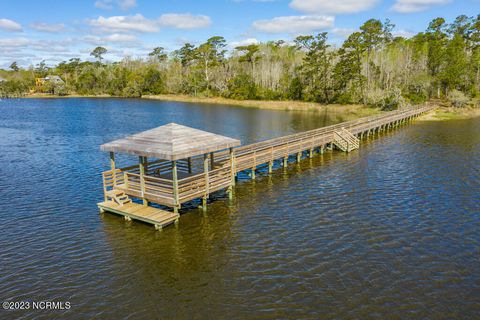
102, 104, 433, 210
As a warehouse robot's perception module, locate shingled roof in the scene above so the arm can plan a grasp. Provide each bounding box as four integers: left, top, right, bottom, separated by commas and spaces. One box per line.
100, 123, 241, 161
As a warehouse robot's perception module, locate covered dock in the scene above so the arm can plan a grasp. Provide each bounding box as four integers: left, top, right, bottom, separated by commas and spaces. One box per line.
98, 123, 241, 229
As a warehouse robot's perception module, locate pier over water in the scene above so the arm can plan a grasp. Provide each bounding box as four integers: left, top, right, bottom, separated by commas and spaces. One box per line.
98, 104, 433, 230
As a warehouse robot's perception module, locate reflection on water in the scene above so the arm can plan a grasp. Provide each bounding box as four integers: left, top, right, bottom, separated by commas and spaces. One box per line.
0, 98, 479, 319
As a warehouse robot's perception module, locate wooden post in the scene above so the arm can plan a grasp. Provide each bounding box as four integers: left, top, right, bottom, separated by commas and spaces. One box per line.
172, 160, 179, 213
268, 161, 273, 173
139, 156, 148, 206
110, 152, 116, 187
203, 153, 209, 210
124, 172, 129, 189
229, 148, 235, 187
228, 148, 235, 199
320, 146, 324, 154
210, 152, 215, 170
283, 156, 288, 168
251, 151, 256, 179
297, 152, 301, 162
187, 157, 192, 173
309, 148, 314, 158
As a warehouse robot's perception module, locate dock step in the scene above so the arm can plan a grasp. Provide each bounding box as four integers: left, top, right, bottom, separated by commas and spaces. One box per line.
98, 201, 179, 230
106, 189, 132, 206
333, 128, 360, 152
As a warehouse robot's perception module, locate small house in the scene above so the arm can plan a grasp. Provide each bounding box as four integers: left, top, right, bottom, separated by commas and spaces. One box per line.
35, 75, 65, 86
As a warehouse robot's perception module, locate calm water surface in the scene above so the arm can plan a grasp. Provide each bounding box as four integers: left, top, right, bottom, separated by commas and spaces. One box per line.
0, 98, 479, 319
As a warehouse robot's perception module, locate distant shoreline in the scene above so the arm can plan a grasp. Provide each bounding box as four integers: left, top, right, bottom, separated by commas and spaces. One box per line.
22, 93, 379, 114
17, 93, 480, 119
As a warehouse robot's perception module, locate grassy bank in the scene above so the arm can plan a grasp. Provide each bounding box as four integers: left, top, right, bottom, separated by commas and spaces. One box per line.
418, 106, 480, 121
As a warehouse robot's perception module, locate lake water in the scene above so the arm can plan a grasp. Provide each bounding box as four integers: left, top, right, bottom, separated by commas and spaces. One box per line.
0, 98, 479, 319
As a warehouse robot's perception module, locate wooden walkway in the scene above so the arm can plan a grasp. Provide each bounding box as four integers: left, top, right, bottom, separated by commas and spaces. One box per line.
99, 104, 434, 230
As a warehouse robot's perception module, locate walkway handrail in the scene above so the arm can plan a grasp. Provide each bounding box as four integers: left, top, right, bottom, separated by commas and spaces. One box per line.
218, 104, 432, 160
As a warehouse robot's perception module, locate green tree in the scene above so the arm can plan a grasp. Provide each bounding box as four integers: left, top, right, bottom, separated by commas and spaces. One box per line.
9, 61, 19, 72
334, 32, 366, 103
359, 19, 393, 91
173, 43, 197, 67
35, 60, 49, 77
295, 32, 334, 102
236, 44, 260, 76
196, 36, 227, 90
142, 67, 164, 94
90, 46, 108, 63
148, 47, 168, 63
226, 74, 257, 100
426, 18, 448, 96
440, 34, 469, 92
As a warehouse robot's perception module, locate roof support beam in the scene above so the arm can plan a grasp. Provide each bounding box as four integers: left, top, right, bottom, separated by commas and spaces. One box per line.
172, 160, 179, 213
139, 156, 148, 206
110, 152, 116, 187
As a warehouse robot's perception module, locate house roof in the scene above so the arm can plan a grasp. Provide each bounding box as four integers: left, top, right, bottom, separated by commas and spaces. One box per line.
100, 123, 241, 161
45, 75, 64, 83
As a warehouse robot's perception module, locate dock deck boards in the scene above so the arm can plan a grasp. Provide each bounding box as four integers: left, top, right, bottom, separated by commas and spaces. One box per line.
98, 201, 179, 229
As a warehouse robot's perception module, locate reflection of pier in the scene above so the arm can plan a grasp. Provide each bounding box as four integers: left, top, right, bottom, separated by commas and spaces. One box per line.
98, 104, 433, 230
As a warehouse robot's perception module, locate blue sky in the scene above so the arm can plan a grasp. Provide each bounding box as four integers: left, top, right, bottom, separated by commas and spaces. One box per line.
0, 0, 478, 68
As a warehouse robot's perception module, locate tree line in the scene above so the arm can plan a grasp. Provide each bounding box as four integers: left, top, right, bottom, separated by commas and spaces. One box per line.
1, 15, 479, 109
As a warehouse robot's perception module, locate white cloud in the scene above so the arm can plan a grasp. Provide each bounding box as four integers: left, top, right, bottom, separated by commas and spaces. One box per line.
13, 38, 74, 52
391, 0, 450, 13
158, 14, 211, 29
83, 34, 138, 45
87, 14, 159, 33
95, 0, 137, 10
104, 33, 137, 42
253, 15, 334, 34
118, 0, 137, 9
0, 37, 30, 47
330, 27, 355, 38
393, 29, 415, 38
30, 22, 65, 33
0, 18, 22, 31
289, 0, 378, 14
87, 13, 212, 33
230, 38, 259, 48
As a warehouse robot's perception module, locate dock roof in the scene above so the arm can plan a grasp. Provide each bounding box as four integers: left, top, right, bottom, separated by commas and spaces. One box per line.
100, 123, 241, 161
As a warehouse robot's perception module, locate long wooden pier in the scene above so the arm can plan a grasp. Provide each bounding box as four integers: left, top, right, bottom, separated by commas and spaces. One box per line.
98, 104, 433, 230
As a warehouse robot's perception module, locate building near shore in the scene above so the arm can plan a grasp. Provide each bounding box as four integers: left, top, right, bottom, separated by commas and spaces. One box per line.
35, 75, 65, 86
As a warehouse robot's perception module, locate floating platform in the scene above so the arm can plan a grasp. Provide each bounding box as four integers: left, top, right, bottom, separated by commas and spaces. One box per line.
98, 201, 179, 230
